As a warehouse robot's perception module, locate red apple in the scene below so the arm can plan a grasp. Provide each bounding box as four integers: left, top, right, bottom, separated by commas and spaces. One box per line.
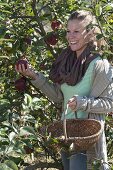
24, 145, 34, 154
39, 63, 46, 70
16, 59, 28, 70
24, 37, 31, 45
14, 77, 26, 92
51, 20, 61, 30
4, 33, 10, 39
45, 33, 58, 45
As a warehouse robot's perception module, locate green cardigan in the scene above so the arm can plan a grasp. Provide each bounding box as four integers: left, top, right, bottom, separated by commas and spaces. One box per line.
61, 58, 99, 119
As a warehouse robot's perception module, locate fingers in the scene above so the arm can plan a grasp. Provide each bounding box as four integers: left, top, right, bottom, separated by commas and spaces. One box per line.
15, 63, 37, 80
15, 64, 29, 76
68, 96, 77, 111
68, 97, 76, 103
68, 96, 76, 105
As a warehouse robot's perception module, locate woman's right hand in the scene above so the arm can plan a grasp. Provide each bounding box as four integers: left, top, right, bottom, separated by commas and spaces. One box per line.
68, 96, 77, 112
15, 63, 38, 80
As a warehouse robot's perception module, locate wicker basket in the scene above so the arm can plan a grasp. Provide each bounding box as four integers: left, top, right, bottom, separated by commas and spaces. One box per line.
47, 105, 102, 152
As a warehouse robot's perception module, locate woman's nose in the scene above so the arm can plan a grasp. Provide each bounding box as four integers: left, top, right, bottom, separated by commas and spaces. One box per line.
68, 32, 76, 38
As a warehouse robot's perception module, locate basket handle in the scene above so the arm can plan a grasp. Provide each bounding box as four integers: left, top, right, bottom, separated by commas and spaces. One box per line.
63, 104, 78, 141
63, 104, 68, 141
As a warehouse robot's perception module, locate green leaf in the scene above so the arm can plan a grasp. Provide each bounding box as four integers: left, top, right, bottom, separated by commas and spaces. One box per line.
6, 146, 14, 154
0, 99, 10, 104
0, 163, 11, 170
24, 93, 32, 106
0, 56, 9, 59
8, 156, 23, 165
20, 126, 35, 136
4, 160, 18, 170
104, 4, 113, 11
101, 0, 107, 2
9, 132, 16, 142
95, 4, 102, 16
32, 97, 40, 103
0, 3, 9, 7
0, 26, 5, 37
2, 10, 12, 14
96, 33, 103, 40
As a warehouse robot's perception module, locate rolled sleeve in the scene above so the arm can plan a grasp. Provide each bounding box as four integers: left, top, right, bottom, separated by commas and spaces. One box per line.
75, 95, 113, 114
30, 72, 46, 88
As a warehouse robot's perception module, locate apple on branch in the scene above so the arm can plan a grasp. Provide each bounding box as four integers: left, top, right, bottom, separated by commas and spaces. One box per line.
45, 33, 58, 46
23, 37, 32, 45
51, 20, 61, 30
14, 76, 26, 92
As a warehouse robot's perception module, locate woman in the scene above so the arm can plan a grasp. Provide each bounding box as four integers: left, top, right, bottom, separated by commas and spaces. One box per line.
16, 10, 113, 170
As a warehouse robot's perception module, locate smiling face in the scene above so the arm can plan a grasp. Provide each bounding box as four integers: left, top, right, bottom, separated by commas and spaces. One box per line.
66, 19, 91, 57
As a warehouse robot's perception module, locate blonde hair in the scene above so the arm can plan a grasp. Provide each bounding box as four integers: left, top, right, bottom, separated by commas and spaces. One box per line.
68, 10, 106, 50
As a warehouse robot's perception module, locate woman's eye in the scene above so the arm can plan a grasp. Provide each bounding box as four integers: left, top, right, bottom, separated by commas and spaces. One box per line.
66, 30, 79, 34
74, 31, 79, 33
66, 30, 70, 33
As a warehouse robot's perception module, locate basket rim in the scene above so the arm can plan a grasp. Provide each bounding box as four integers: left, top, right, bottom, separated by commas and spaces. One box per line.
48, 118, 103, 140
64, 128, 102, 140
50, 118, 103, 123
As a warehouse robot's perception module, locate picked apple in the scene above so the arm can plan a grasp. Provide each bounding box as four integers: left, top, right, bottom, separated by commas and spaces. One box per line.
14, 77, 26, 92
16, 59, 28, 70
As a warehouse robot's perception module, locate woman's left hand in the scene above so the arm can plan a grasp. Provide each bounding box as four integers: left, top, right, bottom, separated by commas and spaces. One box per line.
68, 96, 77, 111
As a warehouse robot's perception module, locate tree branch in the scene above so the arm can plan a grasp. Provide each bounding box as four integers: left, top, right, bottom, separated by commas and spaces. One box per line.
10, 16, 35, 19
37, 2, 52, 16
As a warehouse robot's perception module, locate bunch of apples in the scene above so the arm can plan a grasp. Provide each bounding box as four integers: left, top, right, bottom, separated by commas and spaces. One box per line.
45, 20, 61, 46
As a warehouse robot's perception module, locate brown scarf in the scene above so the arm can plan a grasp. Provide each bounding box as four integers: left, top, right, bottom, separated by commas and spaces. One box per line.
49, 43, 99, 86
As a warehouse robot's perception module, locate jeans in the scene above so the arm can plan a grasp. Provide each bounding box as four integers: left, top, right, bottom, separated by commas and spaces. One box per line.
61, 150, 87, 170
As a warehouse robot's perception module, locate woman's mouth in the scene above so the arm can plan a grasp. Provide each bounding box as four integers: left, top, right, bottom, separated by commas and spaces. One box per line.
70, 41, 77, 45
